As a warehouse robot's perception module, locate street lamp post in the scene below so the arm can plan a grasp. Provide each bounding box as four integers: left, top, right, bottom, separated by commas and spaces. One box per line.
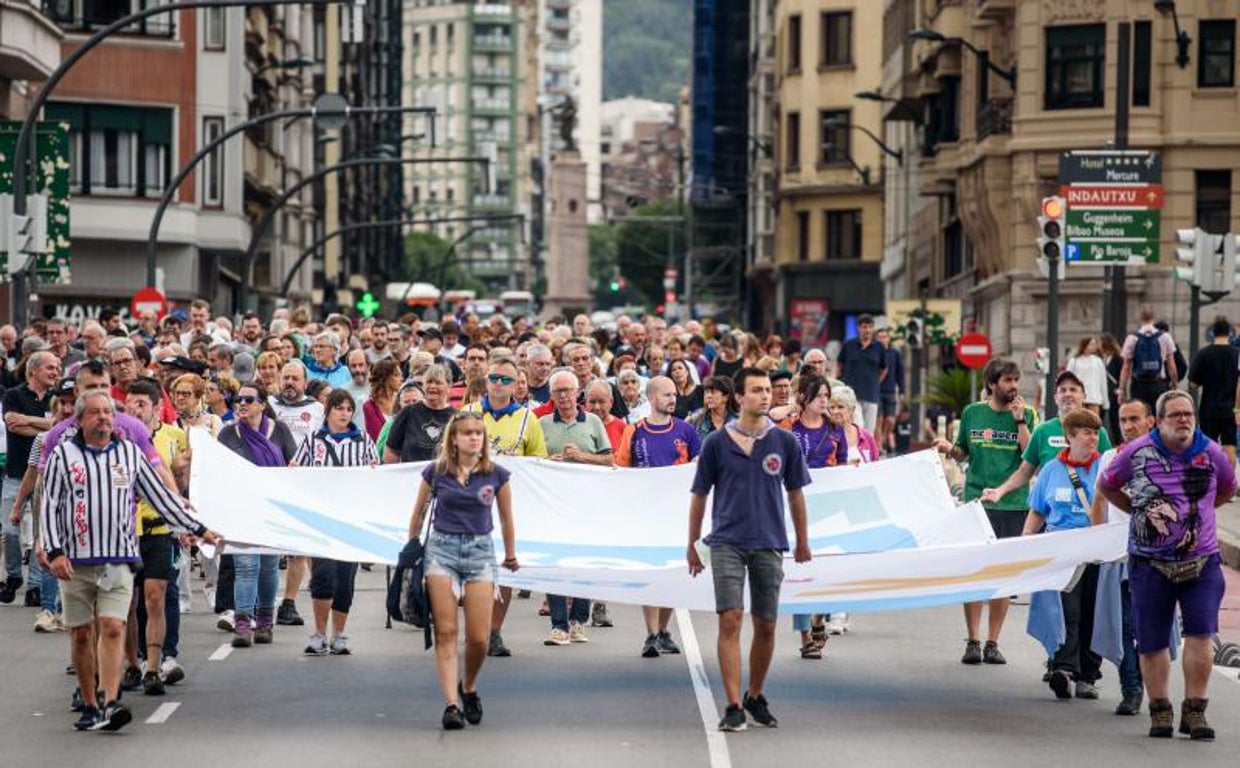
147, 99, 437, 288
824, 116, 903, 165
240, 153, 489, 309
8, 0, 352, 328
279, 213, 523, 296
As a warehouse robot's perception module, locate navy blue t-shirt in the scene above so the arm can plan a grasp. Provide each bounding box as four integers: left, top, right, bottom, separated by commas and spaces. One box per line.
691, 426, 812, 551
838, 337, 886, 402
421, 463, 511, 535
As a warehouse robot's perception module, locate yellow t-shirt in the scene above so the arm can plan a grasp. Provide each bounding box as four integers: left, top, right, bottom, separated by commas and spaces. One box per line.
139, 423, 187, 537
462, 402, 548, 458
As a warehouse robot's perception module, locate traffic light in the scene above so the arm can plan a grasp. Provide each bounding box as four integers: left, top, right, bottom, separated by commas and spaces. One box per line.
1036, 195, 1066, 280
1175, 227, 1213, 289
904, 316, 923, 349
609, 278, 620, 291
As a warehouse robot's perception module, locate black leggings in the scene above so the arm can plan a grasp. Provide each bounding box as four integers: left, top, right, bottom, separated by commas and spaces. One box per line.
309, 559, 358, 614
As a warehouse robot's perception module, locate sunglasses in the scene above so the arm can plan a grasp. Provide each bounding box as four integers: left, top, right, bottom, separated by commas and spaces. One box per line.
235, 396, 259, 405
487, 374, 516, 385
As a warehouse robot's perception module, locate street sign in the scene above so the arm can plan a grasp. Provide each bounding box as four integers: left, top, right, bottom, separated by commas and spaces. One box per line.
130, 286, 168, 319
1059, 150, 1162, 265
955, 333, 992, 369
1065, 209, 1161, 241
1059, 150, 1161, 184
1061, 184, 1164, 209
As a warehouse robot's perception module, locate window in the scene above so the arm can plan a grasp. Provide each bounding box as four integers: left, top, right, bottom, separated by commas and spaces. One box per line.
826, 209, 862, 260
430, 24, 437, 47
787, 14, 802, 73
785, 111, 800, 171
819, 11, 852, 67
202, 116, 224, 207
45, 103, 172, 198
204, 6, 225, 50
1199, 20, 1236, 88
1133, 20, 1151, 106
796, 211, 810, 263
818, 109, 849, 165
447, 23, 454, 46
1045, 24, 1105, 110
52, 0, 176, 37
1195, 170, 1232, 234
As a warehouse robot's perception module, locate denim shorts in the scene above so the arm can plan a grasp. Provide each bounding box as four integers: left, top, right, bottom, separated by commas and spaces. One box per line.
710, 546, 784, 622
425, 531, 497, 590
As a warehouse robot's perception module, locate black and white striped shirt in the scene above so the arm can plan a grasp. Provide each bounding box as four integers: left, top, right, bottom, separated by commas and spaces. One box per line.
40, 434, 206, 564
293, 429, 378, 468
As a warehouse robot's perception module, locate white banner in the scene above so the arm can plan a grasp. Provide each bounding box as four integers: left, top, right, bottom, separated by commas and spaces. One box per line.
189, 433, 1126, 614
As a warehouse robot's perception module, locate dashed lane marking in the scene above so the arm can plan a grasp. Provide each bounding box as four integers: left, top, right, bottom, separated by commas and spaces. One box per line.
145, 703, 180, 724
208, 643, 233, 661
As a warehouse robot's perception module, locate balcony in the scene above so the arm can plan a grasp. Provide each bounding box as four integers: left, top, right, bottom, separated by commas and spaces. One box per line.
473, 34, 513, 52
2, 1, 62, 80
473, 4, 514, 20
976, 97, 1012, 141
471, 96, 511, 115
474, 67, 512, 83
45, 0, 175, 37
472, 193, 511, 209
975, 0, 1016, 22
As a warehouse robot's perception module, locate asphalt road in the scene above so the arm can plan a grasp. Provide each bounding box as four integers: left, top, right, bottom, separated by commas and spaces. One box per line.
2, 569, 1238, 767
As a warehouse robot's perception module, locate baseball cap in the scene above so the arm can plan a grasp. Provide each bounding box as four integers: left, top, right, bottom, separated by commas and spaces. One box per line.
158, 355, 208, 375
1055, 369, 1085, 390
418, 327, 444, 341
614, 345, 637, 361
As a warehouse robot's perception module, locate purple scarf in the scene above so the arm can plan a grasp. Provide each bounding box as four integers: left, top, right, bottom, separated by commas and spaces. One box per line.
238, 416, 286, 468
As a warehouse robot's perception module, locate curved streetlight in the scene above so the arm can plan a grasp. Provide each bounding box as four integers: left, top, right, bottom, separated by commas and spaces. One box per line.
854, 89, 924, 124
280, 213, 523, 295
824, 115, 903, 165
9, 0, 352, 327
908, 29, 1016, 85
147, 98, 437, 287
240, 154, 489, 309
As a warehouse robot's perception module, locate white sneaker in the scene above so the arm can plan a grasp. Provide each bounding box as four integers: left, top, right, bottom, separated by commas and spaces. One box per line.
216, 609, 235, 632
180, 599, 192, 614
544, 627, 571, 646
826, 613, 850, 635
160, 658, 185, 686
33, 609, 58, 633
569, 621, 589, 643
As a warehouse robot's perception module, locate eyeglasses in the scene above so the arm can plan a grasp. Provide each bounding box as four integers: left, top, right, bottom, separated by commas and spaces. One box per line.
235, 396, 259, 405
1163, 411, 1195, 421
111, 357, 135, 366
552, 388, 576, 396
487, 374, 516, 385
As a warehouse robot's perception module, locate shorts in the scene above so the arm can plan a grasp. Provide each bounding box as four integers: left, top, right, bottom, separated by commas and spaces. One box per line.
985, 508, 1026, 539
310, 558, 358, 614
709, 545, 784, 622
1198, 415, 1237, 447
138, 533, 177, 582
879, 393, 899, 418
1129, 554, 1225, 653
425, 531, 497, 591
61, 563, 135, 628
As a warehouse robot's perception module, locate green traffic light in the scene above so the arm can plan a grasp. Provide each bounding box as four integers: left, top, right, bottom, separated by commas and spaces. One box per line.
609, 281, 620, 291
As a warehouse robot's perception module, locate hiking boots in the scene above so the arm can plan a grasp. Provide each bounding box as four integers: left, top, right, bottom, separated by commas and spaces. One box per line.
1148, 698, 1174, 738
1179, 698, 1214, 741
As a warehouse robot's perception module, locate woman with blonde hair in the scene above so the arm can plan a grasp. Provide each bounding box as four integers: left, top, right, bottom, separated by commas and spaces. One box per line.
170, 373, 223, 437
255, 351, 283, 394
408, 411, 518, 730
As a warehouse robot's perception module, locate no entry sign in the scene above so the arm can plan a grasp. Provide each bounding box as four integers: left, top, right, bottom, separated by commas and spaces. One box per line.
130, 286, 168, 319
955, 333, 992, 369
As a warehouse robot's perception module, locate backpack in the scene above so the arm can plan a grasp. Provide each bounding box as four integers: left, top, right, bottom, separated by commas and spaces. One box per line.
1132, 330, 1164, 381
386, 538, 433, 649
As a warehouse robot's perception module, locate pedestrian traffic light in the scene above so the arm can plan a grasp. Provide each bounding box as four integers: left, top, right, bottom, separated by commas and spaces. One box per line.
609, 278, 620, 291
1175, 227, 1213, 289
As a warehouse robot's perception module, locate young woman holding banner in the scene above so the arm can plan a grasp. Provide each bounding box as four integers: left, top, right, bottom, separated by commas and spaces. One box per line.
408, 412, 518, 731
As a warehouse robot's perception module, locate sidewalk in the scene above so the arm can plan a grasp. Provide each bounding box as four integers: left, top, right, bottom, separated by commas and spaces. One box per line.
1219, 499, 1240, 571
1219, 501, 1240, 645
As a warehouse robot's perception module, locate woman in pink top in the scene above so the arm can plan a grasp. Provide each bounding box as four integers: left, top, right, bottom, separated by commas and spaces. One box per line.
363, 359, 401, 441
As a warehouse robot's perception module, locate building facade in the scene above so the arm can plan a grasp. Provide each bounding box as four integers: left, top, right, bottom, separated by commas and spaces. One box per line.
767, 0, 886, 343
403, 0, 530, 295
598, 97, 681, 221
882, 0, 1240, 371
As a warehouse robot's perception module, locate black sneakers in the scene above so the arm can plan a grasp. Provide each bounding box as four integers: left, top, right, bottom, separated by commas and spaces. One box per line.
23, 587, 40, 607
442, 704, 466, 731
961, 640, 982, 665
0, 576, 23, 604
982, 641, 1006, 665
487, 630, 511, 657
459, 683, 483, 725
73, 706, 101, 731
641, 634, 660, 658
94, 700, 132, 732
142, 670, 165, 696
743, 693, 778, 728
1115, 691, 1143, 716
120, 665, 143, 692
656, 631, 681, 654
718, 704, 747, 732
276, 599, 304, 626
1048, 670, 1072, 700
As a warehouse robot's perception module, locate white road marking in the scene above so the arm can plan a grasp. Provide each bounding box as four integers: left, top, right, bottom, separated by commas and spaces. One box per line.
1212, 665, 1240, 684
208, 643, 233, 661
145, 702, 180, 724
675, 609, 732, 768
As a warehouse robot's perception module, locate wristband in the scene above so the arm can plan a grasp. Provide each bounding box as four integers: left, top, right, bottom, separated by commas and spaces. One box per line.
1015, 419, 1026, 425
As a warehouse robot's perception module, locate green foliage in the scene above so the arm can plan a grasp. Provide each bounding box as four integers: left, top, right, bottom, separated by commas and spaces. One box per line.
603, 0, 692, 103
919, 368, 976, 417
891, 309, 959, 345
614, 199, 685, 305
403, 231, 485, 294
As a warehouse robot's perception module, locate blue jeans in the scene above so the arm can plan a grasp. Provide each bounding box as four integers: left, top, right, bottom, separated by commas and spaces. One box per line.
792, 613, 813, 633
1119, 579, 1143, 695
136, 579, 180, 660
548, 594, 590, 632
233, 554, 279, 618
1, 478, 23, 581
38, 565, 58, 612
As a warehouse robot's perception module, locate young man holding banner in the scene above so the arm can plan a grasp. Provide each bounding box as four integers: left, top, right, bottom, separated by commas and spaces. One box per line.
688, 367, 812, 732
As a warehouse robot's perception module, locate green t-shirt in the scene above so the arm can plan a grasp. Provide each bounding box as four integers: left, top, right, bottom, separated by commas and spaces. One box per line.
954, 401, 1038, 511
1021, 416, 1112, 470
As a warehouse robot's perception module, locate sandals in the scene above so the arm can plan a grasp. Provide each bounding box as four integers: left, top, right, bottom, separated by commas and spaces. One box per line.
800, 642, 823, 659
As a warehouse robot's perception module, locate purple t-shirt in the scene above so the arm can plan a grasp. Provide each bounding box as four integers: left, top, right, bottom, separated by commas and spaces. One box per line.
1100, 431, 1236, 561
789, 419, 847, 468
421, 463, 511, 535
39, 412, 161, 473
617, 418, 702, 468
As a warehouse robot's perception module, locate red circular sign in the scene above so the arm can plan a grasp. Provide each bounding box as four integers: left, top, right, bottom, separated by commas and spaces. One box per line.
955, 332, 992, 369
130, 286, 168, 320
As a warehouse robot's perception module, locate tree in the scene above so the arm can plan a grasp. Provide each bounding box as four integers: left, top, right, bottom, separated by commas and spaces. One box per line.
615, 199, 685, 305
403, 230, 485, 294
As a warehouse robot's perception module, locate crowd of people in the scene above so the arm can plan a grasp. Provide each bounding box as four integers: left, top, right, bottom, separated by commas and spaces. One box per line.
0, 299, 1229, 740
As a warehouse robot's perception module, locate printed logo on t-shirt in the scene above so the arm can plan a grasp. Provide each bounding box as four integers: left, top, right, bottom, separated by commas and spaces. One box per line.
1054, 487, 1073, 503
425, 424, 443, 441
762, 452, 783, 476
477, 485, 495, 506
1048, 436, 1068, 449
314, 442, 327, 464
301, 412, 312, 423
